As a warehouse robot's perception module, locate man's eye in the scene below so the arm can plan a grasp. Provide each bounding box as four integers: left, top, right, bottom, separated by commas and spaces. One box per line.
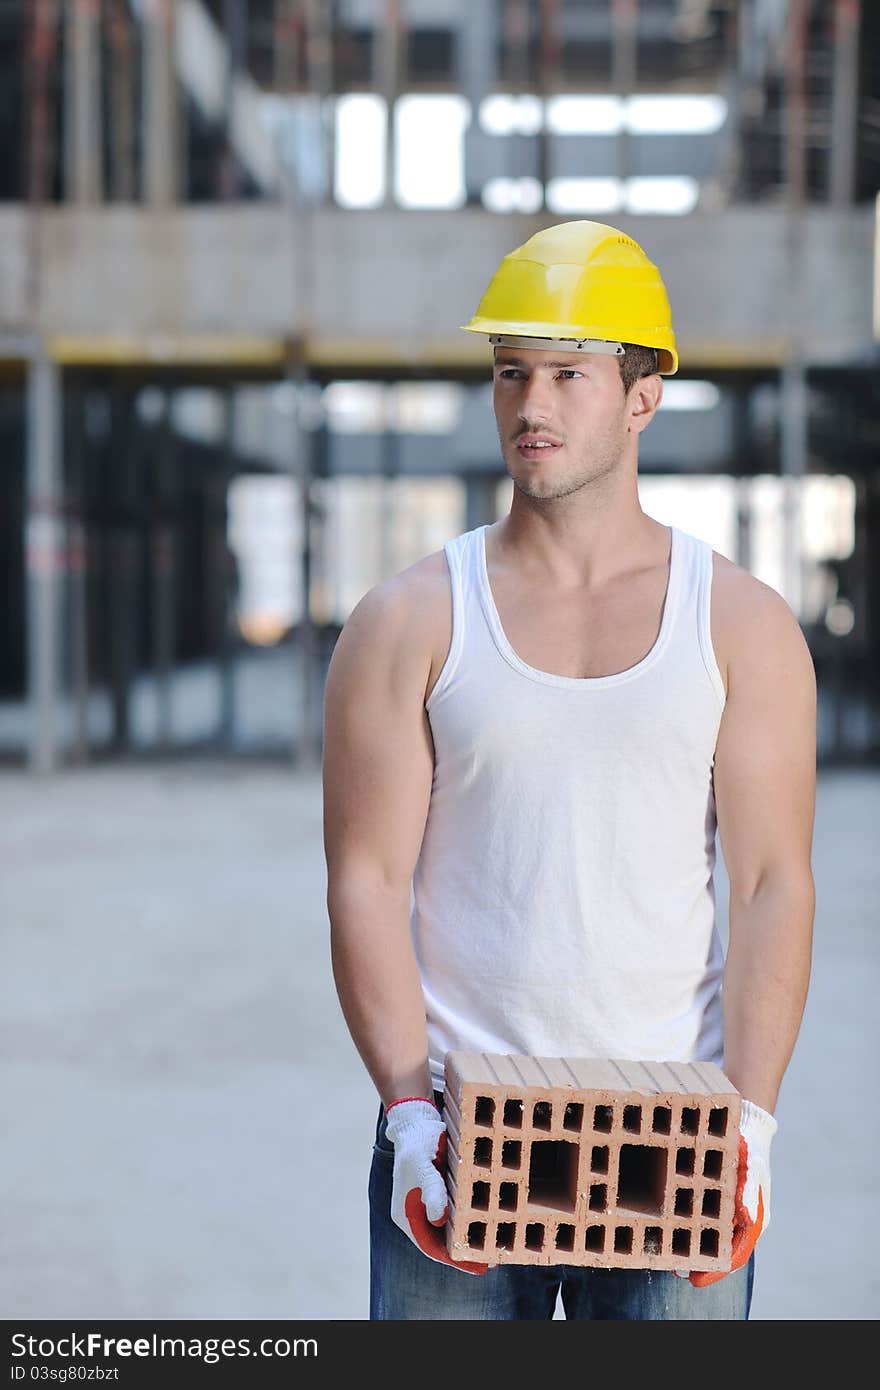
497, 369, 521, 379
558, 370, 581, 380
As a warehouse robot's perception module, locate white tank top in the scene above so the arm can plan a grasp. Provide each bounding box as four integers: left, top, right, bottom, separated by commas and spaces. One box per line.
412, 522, 728, 1095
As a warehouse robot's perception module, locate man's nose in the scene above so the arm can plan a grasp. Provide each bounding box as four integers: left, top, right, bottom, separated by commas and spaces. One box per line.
517, 374, 552, 424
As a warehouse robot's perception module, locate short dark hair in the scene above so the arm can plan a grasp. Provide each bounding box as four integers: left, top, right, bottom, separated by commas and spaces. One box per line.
619, 343, 659, 395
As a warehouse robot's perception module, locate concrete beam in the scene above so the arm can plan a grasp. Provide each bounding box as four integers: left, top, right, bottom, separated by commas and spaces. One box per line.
0, 205, 874, 369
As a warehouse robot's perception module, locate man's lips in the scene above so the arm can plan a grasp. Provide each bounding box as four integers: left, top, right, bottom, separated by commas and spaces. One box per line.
515, 435, 563, 457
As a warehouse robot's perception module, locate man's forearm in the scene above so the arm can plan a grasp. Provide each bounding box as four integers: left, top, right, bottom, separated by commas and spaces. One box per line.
721, 869, 815, 1114
328, 875, 434, 1108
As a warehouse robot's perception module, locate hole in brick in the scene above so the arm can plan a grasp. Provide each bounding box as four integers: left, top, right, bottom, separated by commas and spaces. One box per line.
616, 1144, 668, 1215
681, 1107, 700, 1135
708, 1106, 728, 1137
700, 1227, 720, 1257
591, 1145, 609, 1174
672, 1229, 691, 1257
471, 1181, 490, 1211
525, 1223, 545, 1251
623, 1105, 642, 1134
467, 1221, 486, 1250
499, 1182, 518, 1211
702, 1189, 721, 1218
614, 1226, 634, 1254
528, 1140, 579, 1213
593, 1105, 613, 1132
555, 1223, 575, 1252
585, 1224, 605, 1252
503, 1099, 523, 1129
674, 1188, 694, 1217
474, 1095, 495, 1127
676, 1148, 696, 1176
501, 1140, 521, 1170
563, 1102, 584, 1132
532, 1101, 552, 1131
644, 1226, 663, 1255
496, 1222, 516, 1250
474, 1137, 493, 1168
589, 1184, 607, 1212
704, 1150, 723, 1180
653, 1106, 672, 1135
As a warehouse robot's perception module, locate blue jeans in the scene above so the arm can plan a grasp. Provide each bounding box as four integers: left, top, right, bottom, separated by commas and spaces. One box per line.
369, 1091, 754, 1320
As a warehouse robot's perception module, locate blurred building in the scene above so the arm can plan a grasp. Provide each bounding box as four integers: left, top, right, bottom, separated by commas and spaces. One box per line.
0, 0, 877, 770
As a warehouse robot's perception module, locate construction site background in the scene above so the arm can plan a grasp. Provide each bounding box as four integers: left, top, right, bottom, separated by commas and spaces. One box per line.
1, 0, 877, 1320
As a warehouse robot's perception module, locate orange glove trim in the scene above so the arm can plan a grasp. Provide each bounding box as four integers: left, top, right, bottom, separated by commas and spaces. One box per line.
690, 1135, 764, 1289
402, 1128, 489, 1275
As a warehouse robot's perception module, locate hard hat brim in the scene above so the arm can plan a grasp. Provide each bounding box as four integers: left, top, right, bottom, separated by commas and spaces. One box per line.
461, 321, 678, 375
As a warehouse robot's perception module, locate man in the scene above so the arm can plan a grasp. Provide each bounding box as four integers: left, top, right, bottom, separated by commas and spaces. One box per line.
322, 221, 816, 1319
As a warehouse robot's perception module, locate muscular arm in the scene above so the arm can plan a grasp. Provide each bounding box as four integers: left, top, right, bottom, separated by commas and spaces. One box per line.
322, 573, 437, 1109
713, 573, 817, 1114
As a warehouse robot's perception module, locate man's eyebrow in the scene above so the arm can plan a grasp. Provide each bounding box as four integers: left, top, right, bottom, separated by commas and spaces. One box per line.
493, 357, 590, 369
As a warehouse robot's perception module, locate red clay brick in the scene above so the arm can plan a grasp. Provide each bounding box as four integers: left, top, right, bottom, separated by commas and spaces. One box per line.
443, 1051, 741, 1272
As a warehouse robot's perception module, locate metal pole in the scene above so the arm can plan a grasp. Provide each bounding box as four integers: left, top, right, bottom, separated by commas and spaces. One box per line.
64, 0, 104, 203
152, 391, 175, 751
830, 0, 860, 206
107, 0, 136, 201
504, 0, 530, 92
25, 0, 59, 317
714, 1, 745, 205
25, 348, 65, 775
537, 0, 560, 195
456, 0, 494, 206
503, 0, 532, 191
612, 0, 638, 186
783, 0, 808, 209
142, 0, 178, 205
779, 360, 808, 616
379, 416, 397, 583
292, 0, 329, 767
67, 378, 90, 762
274, 0, 301, 92
218, 386, 237, 744
221, 0, 247, 200
108, 385, 135, 750
303, 0, 333, 205
374, 0, 403, 209
780, 0, 809, 619
296, 399, 322, 770
732, 384, 753, 572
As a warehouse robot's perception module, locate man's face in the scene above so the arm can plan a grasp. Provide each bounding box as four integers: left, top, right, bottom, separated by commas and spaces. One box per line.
492, 345, 635, 502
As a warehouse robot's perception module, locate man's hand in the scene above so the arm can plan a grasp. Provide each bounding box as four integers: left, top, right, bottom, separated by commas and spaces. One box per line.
684, 1098, 778, 1287
384, 1097, 489, 1275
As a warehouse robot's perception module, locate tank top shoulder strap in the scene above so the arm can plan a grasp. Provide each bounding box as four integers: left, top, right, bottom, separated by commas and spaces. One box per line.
426, 526, 481, 711
668, 526, 725, 708
694, 531, 726, 708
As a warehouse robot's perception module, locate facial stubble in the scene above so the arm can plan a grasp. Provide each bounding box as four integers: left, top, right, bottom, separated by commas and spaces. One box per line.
498, 409, 629, 504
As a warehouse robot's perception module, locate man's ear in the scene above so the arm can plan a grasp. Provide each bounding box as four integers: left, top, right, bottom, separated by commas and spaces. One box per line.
628, 375, 663, 435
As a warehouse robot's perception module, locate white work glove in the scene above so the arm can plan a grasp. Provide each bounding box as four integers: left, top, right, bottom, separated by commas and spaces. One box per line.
678, 1097, 777, 1287
383, 1097, 488, 1275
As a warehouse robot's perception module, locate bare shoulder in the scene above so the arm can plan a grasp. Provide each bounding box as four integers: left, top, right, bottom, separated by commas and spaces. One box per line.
710, 551, 817, 891
394, 549, 453, 705
710, 549, 816, 701
327, 547, 451, 706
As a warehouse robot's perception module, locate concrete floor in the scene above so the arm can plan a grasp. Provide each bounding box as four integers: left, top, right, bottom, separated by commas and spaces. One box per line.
1, 761, 877, 1320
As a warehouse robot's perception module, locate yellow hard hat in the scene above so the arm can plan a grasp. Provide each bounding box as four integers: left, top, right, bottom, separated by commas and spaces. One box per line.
461, 219, 678, 375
